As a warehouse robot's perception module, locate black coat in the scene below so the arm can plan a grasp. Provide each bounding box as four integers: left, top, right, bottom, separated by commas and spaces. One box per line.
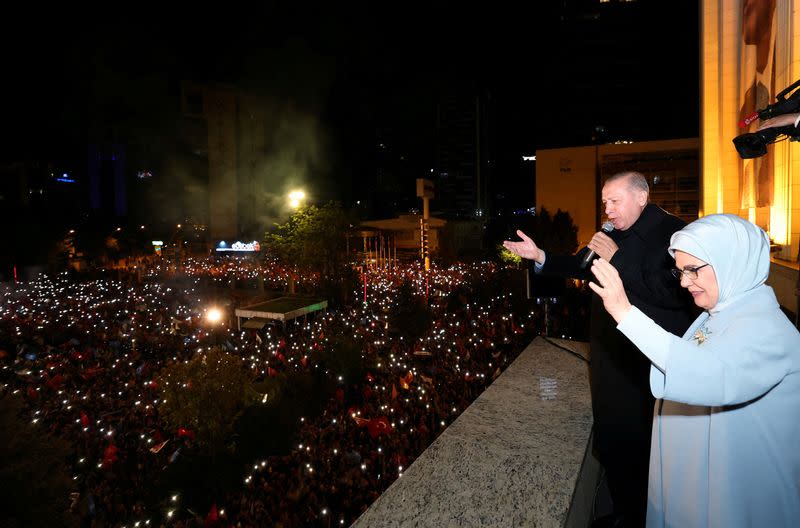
541, 203, 697, 433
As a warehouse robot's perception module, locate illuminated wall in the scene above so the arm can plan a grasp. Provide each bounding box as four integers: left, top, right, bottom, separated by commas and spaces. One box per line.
702, 0, 800, 262
536, 145, 598, 248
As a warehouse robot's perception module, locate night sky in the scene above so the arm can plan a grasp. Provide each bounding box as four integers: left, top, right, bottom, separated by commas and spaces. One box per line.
2, 2, 699, 209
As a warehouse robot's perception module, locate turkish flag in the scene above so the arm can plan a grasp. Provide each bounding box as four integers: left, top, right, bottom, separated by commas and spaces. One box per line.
80, 410, 90, 427
367, 416, 392, 439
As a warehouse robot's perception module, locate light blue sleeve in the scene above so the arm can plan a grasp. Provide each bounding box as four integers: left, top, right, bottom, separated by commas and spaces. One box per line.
617, 306, 798, 406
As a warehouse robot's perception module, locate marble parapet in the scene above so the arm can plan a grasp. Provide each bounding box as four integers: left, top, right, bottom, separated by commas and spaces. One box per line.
352, 337, 597, 528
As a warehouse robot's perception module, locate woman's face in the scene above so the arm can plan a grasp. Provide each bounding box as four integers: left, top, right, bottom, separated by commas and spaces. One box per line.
674, 250, 719, 310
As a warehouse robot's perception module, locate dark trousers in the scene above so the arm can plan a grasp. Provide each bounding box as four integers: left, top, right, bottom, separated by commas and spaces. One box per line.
590, 338, 654, 528
594, 421, 651, 527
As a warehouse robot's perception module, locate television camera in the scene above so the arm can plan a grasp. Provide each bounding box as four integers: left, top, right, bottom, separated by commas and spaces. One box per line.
733, 78, 800, 159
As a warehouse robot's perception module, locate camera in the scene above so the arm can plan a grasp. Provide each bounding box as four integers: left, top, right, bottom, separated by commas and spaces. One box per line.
733, 78, 800, 159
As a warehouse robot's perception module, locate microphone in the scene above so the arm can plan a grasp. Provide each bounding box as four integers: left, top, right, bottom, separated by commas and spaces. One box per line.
579, 221, 614, 270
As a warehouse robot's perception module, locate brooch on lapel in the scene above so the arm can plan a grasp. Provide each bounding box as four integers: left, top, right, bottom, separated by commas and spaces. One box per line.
691, 325, 711, 345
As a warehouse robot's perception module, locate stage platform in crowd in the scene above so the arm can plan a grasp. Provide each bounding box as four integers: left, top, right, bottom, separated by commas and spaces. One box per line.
235, 296, 328, 329
352, 337, 599, 528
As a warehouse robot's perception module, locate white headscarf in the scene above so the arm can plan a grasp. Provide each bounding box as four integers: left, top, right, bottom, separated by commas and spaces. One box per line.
668, 214, 770, 313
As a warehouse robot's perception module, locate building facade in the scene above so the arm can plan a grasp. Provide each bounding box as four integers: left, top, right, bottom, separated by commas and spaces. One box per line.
702, 0, 800, 314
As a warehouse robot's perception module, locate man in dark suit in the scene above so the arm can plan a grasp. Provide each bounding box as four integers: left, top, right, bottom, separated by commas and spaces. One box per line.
504, 171, 696, 527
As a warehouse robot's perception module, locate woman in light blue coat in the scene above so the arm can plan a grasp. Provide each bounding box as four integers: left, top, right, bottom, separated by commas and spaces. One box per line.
589, 214, 800, 527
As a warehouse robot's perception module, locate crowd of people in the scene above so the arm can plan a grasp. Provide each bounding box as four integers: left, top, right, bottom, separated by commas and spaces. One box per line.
0, 257, 565, 527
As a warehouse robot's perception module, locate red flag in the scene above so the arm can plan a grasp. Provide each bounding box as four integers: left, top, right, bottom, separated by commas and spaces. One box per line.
400, 371, 414, 390
46, 373, 64, 390
80, 366, 104, 381
300, 356, 309, 368
205, 503, 218, 526
367, 416, 392, 439
103, 443, 118, 468
353, 416, 369, 427
391, 384, 398, 400
267, 367, 278, 377
149, 439, 169, 454
80, 410, 90, 427
177, 427, 195, 440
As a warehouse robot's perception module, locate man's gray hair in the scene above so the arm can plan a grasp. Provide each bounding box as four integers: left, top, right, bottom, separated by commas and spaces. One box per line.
605, 171, 649, 195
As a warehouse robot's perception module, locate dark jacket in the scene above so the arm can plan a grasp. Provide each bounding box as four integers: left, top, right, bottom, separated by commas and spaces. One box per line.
541, 203, 697, 428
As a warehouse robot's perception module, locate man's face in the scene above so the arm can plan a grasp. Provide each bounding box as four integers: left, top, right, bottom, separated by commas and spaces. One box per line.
601, 178, 647, 231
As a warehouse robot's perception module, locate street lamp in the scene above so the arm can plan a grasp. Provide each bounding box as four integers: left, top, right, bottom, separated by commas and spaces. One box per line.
288, 190, 306, 209
206, 308, 223, 324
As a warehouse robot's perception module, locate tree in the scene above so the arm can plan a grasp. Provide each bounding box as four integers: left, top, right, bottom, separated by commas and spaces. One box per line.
542, 208, 580, 255
0, 394, 78, 528
263, 201, 353, 276
497, 243, 522, 266
487, 207, 579, 260
156, 347, 259, 457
